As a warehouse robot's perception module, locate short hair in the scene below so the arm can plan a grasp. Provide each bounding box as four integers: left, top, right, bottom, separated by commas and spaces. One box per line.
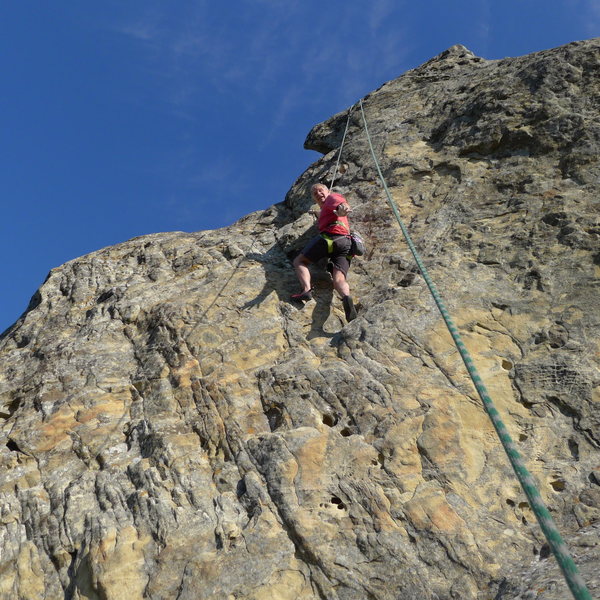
311, 183, 329, 194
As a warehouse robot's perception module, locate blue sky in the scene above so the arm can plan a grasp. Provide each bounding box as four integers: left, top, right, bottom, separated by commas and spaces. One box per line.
1, 1, 598, 333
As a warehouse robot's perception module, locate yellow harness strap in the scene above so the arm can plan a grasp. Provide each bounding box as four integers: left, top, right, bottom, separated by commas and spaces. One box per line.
320, 233, 335, 254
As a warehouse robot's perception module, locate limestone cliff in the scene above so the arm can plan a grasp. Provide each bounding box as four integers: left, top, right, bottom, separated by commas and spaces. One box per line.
0, 39, 599, 600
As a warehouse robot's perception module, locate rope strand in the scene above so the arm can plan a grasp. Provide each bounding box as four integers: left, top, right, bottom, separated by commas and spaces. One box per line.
358, 98, 592, 600
329, 104, 355, 191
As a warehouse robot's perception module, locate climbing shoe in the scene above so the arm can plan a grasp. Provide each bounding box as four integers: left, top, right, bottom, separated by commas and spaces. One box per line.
342, 295, 357, 322
291, 289, 313, 302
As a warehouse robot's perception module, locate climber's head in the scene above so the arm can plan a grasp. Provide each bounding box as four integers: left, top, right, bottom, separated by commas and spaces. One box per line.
311, 183, 329, 206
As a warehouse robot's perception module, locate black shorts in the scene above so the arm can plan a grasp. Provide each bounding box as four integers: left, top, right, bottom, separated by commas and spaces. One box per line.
300, 234, 352, 277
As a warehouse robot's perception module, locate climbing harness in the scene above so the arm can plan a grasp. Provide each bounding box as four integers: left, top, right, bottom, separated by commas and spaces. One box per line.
357, 98, 592, 600
319, 232, 337, 255
321, 228, 365, 258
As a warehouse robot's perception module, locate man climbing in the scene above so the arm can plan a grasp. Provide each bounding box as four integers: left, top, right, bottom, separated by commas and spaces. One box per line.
291, 183, 358, 322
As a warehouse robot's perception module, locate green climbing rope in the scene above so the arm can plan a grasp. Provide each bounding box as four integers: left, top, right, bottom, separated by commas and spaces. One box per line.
358, 98, 592, 600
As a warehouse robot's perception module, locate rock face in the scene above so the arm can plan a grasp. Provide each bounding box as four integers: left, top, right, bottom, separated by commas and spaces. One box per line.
1, 39, 599, 600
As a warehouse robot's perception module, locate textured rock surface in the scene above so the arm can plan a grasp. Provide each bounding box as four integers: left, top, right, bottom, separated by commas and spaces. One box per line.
1, 39, 599, 600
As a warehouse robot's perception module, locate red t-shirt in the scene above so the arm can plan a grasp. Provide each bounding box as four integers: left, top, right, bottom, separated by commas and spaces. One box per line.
318, 193, 350, 235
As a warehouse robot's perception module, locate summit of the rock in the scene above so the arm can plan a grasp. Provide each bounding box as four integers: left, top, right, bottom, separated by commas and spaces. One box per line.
1, 38, 599, 600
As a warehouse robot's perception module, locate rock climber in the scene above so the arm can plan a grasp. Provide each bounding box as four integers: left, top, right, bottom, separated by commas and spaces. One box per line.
291, 183, 358, 322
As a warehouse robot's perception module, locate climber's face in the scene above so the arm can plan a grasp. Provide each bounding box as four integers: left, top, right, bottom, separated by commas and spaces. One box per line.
311, 185, 329, 206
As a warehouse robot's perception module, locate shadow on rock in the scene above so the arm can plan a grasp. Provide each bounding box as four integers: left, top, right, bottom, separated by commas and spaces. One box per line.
305, 268, 337, 339
243, 243, 339, 339
241, 244, 298, 310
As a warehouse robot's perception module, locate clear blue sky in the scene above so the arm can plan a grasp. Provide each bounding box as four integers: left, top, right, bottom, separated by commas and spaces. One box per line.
1, 1, 597, 333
